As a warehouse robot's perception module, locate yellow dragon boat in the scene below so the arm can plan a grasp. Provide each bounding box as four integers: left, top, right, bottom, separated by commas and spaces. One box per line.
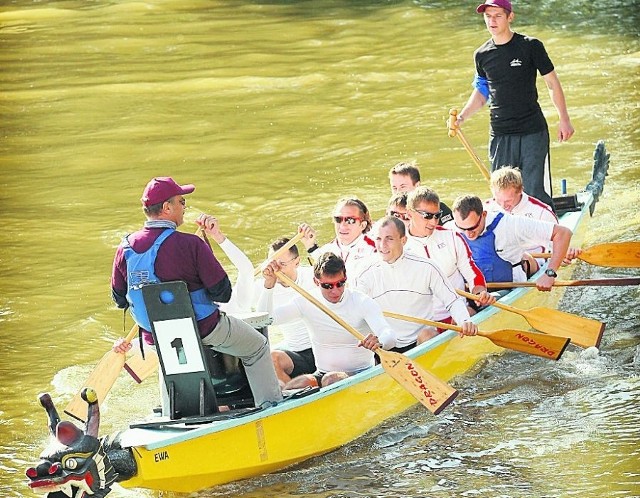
26, 141, 610, 497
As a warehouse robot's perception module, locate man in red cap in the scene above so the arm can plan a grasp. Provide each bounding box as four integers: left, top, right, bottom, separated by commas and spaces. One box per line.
111, 177, 282, 412
455, 0, 574, 211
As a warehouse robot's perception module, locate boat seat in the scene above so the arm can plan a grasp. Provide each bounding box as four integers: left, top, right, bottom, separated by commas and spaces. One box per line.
142, 281, 221, 420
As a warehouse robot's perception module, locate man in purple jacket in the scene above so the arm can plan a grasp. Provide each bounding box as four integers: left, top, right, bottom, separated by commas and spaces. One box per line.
111, 177, 282, 411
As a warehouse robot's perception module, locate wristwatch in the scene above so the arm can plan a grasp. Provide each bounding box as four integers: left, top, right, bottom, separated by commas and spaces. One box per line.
544, 268, 558, 278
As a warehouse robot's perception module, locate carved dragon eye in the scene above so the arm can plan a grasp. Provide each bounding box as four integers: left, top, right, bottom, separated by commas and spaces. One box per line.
64, 458, 78, 470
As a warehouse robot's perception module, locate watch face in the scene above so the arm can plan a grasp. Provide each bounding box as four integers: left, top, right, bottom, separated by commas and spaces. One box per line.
545, 269, 557, 277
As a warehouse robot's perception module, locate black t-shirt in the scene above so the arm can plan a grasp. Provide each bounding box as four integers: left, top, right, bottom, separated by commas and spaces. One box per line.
475, 32, 554, 135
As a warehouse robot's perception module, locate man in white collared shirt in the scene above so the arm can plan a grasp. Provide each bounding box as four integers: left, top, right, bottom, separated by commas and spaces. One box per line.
355, 216, 479, 351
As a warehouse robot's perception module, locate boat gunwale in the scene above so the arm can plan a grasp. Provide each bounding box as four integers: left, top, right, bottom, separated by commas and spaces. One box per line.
122, 186, 597, 453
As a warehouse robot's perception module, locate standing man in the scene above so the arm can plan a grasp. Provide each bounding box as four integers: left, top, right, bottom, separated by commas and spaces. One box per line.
456, 0, 574, 209
111, 177, 282, 412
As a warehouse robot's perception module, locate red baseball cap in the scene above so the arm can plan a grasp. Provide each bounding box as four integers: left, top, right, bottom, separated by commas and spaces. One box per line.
476, 0, 512, 13
141, 177, 195, 207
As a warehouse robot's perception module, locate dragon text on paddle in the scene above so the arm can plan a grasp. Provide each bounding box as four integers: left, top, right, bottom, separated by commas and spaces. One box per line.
515, 333, 557, 357
406, 363, 439, 407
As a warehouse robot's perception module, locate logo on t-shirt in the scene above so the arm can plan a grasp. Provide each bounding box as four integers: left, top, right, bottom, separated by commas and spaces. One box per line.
510, 58, 522, 67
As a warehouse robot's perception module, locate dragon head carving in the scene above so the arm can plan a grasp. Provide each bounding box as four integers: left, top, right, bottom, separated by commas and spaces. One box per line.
26, 388, 124, 498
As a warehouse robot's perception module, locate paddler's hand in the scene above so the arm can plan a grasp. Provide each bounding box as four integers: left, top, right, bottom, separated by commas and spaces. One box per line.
535, 273, 555, 292
262, 261, 281, 289
562, 247, 582, 265
196, 214, 225, 244
557, 118, 575, 142
475, 289, 496, 307
459, 320, 478, 337
359, 333, 382, 351
112, 337, 133, 354
298, 223, 317, 250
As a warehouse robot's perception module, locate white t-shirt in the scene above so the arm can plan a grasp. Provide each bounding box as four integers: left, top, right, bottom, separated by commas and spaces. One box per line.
258, 287, 396, 374
217, 238, 254, 313
354, 251, 470, 347
254, 266, 315, 351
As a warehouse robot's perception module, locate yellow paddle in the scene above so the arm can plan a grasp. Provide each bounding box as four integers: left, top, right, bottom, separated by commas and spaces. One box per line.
275, 271, 458, 414
487, 277, 640, 289
530, 241, 640, 268
456, 289, 605, 349
253, 232, 305, 276
447, 108, 491, 182
64, 324, 138, 422
383, 311, 569, 360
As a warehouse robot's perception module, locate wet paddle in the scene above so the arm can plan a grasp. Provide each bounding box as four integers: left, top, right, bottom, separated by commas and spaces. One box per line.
487, 277, 640, 289
64, 324, 139, 422
276, 271, 458, 414
530, 241, 640, 268
447, 108, 491, 182
253, 232, 305, 276
456, 289, 605, 349
383, 311, 569, 360
123, 348, 159, 383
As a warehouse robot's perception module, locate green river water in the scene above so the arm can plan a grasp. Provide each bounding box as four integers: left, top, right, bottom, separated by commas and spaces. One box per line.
1, 1, 638, 497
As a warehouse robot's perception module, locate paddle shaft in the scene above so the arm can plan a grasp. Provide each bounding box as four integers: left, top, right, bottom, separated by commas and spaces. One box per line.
254, 232, 305, 276
447, 108, 491, 181
383, 311, 569, 360
487, 277, 640, 288
274, 271, 457, 413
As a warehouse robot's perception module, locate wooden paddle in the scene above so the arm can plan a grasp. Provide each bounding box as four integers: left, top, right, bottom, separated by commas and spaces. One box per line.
275, 271, 458, 414
383, 311, 569, 360
253, 232, 305, 276
123, 348, 159, 383
530, 241, 640, 268
487, 277, 640, 289
447, 108, 491, 182
456, 289, 605, 349
64, 324, 139, 422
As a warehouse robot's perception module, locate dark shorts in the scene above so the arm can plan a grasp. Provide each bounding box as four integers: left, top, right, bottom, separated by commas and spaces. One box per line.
285, 348, 316, 378
489, 128, 553, 208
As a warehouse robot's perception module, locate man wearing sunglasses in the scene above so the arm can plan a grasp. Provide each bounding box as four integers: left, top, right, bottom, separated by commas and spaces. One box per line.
388, 162, 454, 227
404, 187, 494, 318
452, 194, 575, 291
301, 197, 376, 277
258, 252, 396, 389
254, 237, 317, 386
355, 216, 479, 351
111, 177, 282, 413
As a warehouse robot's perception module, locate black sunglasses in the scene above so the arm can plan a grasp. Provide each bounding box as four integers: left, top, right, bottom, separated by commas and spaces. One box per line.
333, 216, 361, 225
389, 210, 410, 221
413, 209, 442, 220
455, 215, 483, 232
318, 278, 347, 290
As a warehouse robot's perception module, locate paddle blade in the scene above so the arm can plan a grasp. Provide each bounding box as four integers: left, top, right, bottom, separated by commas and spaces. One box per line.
581, 241, 640, 267
480, 329, 570, 360
123, 349, 159, 383
521, 307, 605, 349
63, 350, 127, 422
377, 349, 458, 415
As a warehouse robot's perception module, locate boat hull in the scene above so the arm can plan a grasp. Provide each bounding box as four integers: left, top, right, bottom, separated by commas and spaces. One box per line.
120, 143, 608, 493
